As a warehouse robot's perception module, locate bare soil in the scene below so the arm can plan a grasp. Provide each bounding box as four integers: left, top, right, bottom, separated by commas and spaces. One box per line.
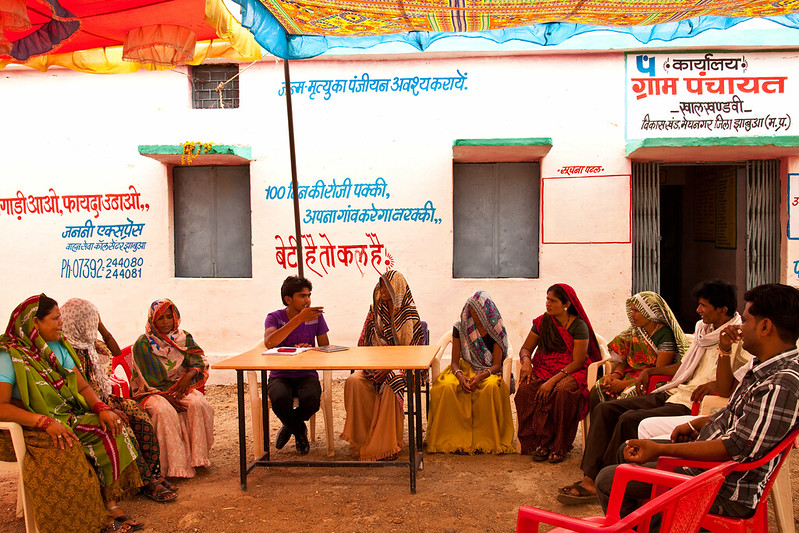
1, 382, 797, 533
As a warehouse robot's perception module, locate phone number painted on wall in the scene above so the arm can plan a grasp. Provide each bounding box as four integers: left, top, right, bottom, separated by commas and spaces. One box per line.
61, 257, 144, 279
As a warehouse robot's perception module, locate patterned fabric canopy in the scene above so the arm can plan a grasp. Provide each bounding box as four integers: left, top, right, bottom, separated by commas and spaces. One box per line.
257, 0, 799, 35
235, 0, 799, 59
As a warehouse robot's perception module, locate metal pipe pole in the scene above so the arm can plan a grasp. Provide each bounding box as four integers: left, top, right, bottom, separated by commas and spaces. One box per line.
283, 59, 304, 277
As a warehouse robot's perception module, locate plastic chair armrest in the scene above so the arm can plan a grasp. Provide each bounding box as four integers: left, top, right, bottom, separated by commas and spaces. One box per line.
605, 463, 692, 520
656, 455, 719, 472
517, 506, 612, 532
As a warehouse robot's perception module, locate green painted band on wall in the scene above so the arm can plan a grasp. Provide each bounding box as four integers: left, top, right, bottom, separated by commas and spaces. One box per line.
138, 144, 252, 160
453, 138, 552, 147
626, 137, 799, 156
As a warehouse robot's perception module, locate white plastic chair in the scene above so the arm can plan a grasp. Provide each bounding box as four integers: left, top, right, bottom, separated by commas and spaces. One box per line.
0, 421, 38, 533
581, 333, 611, 447
246, 345, 334, 458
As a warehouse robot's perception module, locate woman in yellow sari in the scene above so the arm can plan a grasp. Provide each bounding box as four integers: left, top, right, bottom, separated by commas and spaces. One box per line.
427, 291, 515, 454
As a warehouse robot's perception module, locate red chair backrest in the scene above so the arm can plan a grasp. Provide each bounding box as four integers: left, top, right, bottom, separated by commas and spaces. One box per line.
646, 373, 671, 393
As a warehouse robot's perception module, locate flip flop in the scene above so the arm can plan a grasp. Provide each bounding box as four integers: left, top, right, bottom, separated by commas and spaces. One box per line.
556, 482, 598, 505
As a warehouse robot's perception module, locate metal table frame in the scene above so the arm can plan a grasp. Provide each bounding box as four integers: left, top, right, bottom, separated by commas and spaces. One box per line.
232, 366, 426, 493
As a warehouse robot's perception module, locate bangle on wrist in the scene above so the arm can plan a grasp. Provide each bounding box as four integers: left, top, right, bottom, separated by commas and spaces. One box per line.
687, 420, 698, 433
560, 369, 570, 376
35, 415, 54, 431
91, 401, 111, 414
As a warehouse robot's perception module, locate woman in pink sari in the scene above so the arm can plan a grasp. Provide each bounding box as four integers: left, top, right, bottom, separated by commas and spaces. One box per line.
514, 284, 601, 463
131, 299, 214, 478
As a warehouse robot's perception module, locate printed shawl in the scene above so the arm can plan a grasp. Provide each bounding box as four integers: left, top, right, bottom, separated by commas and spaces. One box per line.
0, 294, 138, 486
607, 291, 690, 379
455, 290, 508, 374
131, 298, 208, 401
357, 270, 425, 405
60, 298, 113, 398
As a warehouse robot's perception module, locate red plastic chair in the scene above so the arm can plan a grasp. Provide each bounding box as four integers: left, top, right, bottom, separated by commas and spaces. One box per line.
656, 427, 799, 533
645, 373, 672, 393
516, 461, 736, 533
113, 344, 207, 396
110, 346, 133, 398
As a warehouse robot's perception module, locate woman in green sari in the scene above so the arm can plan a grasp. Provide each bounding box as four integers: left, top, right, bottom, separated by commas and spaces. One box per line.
0, 294, 142, 533
589, 291, 689, 413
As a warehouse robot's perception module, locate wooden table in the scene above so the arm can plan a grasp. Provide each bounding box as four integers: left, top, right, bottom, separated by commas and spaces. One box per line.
213, 345, 438, 493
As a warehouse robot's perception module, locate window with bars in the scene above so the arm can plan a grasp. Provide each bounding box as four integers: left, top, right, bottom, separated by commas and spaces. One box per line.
191, 64, 239, 109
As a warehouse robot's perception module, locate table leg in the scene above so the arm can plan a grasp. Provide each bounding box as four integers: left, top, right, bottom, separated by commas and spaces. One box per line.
236, 370, 247, 491
415, 369, 423, 469
406, 369, 416, 494
261, 369, 270, 461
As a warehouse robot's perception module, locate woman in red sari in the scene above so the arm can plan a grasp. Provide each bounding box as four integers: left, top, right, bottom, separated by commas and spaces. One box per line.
514, 284, 601, 463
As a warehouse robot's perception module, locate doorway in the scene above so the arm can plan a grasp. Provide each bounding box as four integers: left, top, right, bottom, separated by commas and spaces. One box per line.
632, 160, 780, 330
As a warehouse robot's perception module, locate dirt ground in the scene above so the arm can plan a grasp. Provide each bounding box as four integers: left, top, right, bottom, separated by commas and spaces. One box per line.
2, 381, 797, 533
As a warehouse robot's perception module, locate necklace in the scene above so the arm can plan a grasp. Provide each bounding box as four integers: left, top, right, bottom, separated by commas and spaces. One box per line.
644, 322, 662, 336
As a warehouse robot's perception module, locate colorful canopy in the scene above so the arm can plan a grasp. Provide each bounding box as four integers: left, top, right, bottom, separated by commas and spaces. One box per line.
234, 0, 799, 59
0, 0, 261, 72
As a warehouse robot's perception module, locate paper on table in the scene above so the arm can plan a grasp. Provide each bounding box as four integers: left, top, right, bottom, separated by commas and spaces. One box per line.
262, 347, 313, 355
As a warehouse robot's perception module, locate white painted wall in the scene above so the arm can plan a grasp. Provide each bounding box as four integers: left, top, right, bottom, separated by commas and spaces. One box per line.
1, 47, 796, 383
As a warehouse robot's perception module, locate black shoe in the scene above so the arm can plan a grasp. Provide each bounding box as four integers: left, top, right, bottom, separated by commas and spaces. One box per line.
295, 423, 310, 455
275, 425, 291, 450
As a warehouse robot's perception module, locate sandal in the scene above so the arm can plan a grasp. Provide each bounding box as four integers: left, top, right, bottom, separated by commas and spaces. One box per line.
107, 507, 144, 532
100, 520, 130, 533
113, 517, 143, 533
532, 446, 549, 462
143, 481, 177, 503
556, 481, 598, 505
159, 477, 179, 493
101, 521, 130, 533
548, 452, 565, 464
379, 452, 399, 461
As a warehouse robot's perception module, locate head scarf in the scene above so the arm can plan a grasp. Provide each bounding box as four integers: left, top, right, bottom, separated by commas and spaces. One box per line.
539, 283, 601, 364
359, 270, 425, 347
131, 298, 208, 399
1, 295, 139, 485
455, 291, 508, 373
622, 292, 690, 361
0, 294, 87, 419
357, 270, 424, 407
60, 298, 113, 398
